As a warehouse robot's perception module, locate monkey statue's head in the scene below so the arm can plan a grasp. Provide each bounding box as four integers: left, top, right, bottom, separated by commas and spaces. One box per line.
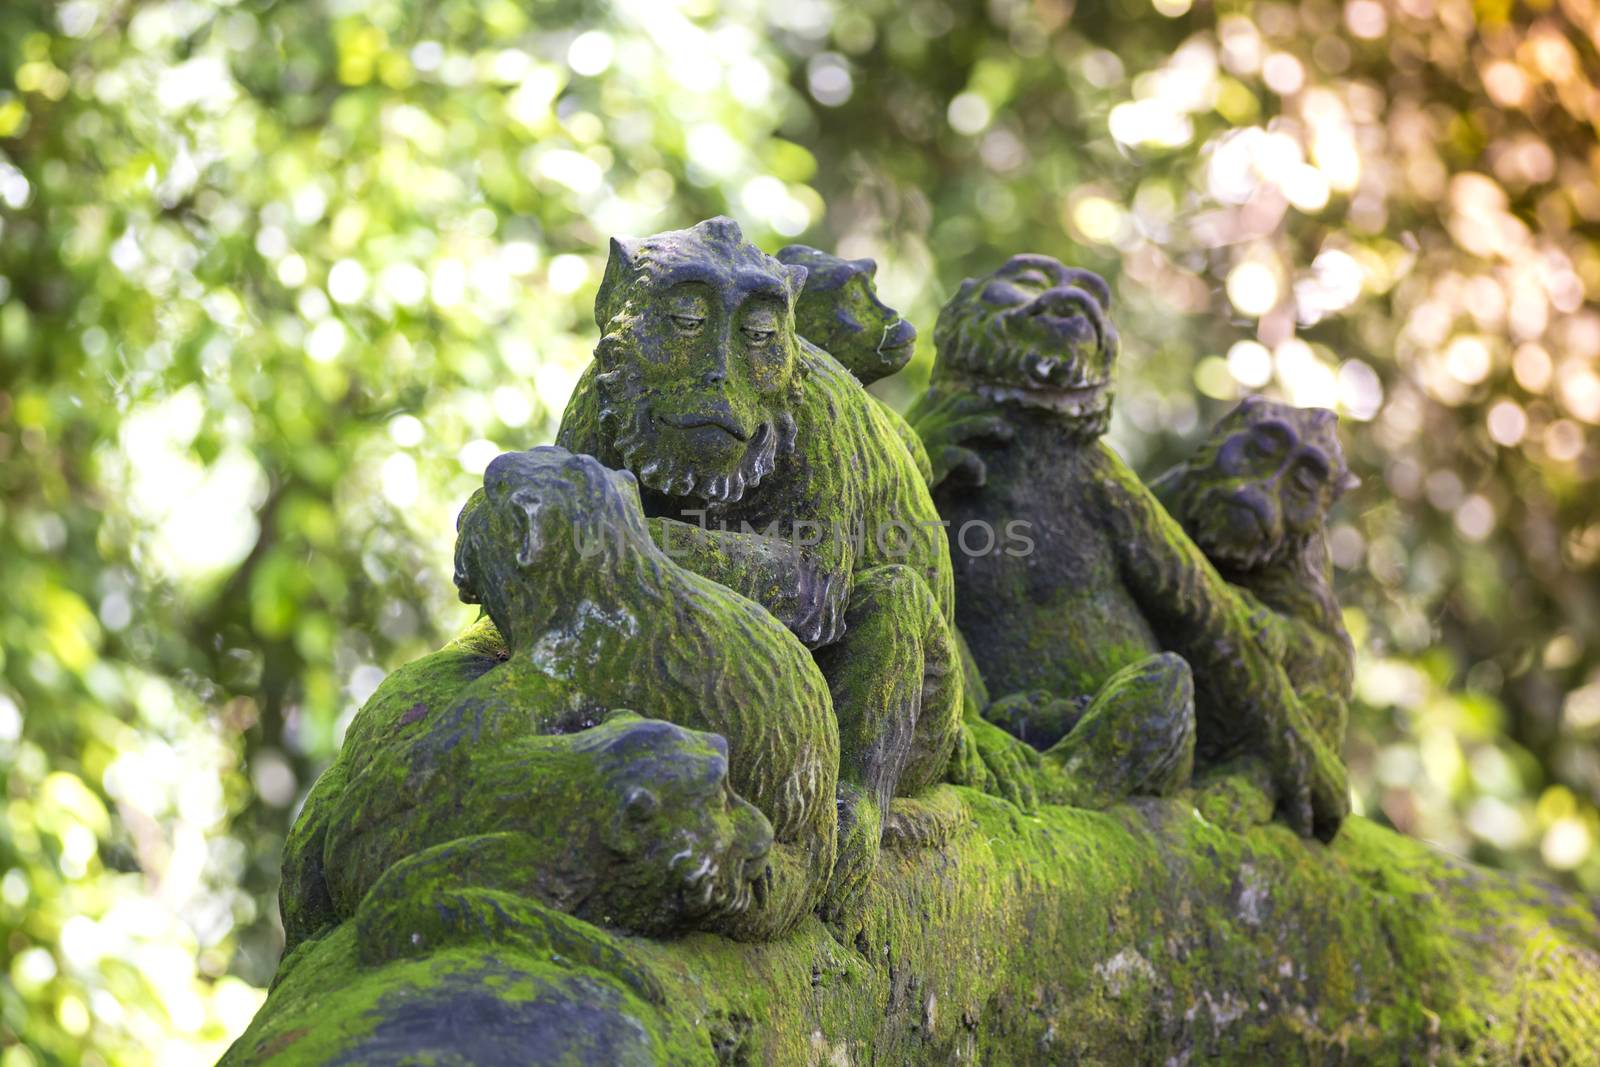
775, 245, 917, 386
1153, 396, 1358, 574
930, 254, 1118, 439
453, 446, 651, 647
591, 217, 809, 506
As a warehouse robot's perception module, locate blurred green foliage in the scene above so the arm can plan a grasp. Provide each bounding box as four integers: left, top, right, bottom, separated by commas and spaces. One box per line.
1, 0, 1597, 1062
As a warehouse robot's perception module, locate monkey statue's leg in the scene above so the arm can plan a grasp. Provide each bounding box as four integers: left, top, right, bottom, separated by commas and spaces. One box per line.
812, 564, 963, 920
982, 690, 1092, 751
1039, 653, 1197, 808
943, 629, 1044, 812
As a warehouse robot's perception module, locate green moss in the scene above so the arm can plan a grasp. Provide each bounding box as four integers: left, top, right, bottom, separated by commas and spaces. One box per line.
238, 752, 1600, 1065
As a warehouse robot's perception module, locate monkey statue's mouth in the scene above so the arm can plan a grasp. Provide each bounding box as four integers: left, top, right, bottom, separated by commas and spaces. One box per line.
657, 411, 753, 442
950, 368, 1111, 418
1192, 493, 1283, 570
1223, 497, 1270, 539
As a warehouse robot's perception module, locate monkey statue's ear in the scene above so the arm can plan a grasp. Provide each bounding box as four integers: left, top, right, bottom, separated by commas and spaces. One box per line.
508, 488, 546, 568
850, 257, 877, 278
782, 262, 808, 300
1334, 471, 1360, 498
699, 216, 744, 245
1306, 406, 1338, 429
595, 236, 642, 331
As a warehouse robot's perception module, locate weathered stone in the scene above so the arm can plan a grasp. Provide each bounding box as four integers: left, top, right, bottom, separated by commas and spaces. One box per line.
228, 769, 1600, 1065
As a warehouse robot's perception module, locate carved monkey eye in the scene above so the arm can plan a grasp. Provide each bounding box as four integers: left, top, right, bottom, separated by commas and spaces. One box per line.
1246, 421, 1293, 463
741, 304, 781, 345
1291, 456, 1329, 495
666, 290, 709, 334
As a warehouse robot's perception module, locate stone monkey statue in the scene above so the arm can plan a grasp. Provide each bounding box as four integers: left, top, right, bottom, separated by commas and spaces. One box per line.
1151, 396, 1359, 758
911, 254, 1349, 839
776, 244, 934, 486
281, 447, 841, 947
556, 218, 980, 916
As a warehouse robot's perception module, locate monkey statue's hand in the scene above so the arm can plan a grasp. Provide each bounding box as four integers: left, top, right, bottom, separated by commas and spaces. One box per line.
907, 388, 1014, 492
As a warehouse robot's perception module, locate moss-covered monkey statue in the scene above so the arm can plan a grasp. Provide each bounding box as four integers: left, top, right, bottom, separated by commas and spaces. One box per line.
774, 244, 917, 387
277, 447, 842, 950
912, 254, 1349, 839
1151, 396, 1359, 760
556, 218, 1016, 915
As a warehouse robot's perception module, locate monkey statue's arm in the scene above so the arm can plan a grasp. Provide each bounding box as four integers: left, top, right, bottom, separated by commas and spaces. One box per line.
1093, 443, 1348, 840
906, 386, 1014, 491
646, 516, 851, 650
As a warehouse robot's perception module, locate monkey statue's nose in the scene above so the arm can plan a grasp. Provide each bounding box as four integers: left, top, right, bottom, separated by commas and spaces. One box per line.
702, 367, 726, 385
882, 318, 917, 350
1230, 485, 1277, 532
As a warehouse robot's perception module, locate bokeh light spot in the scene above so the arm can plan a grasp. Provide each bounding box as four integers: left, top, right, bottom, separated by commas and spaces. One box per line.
1225, 261, 1280, 316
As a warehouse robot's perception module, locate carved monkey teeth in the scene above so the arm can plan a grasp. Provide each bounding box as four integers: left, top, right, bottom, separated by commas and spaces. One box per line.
975, 380, 1110, 416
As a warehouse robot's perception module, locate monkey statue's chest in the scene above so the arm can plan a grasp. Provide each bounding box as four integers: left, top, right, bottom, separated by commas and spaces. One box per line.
934, 417, 1161, 703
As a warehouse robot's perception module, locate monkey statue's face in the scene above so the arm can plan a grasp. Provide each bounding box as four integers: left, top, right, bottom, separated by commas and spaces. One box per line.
931, 254, 1118, 437
1158, 396, 1358, 572
776, 245, 916, 386
453, 446, 652, 645
590, 217, 808, 506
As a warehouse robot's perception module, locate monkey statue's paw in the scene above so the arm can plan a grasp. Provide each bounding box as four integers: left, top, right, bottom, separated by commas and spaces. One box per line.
945, 717, 1041, 813
883, 786, 968, 852
1190, 757, 1275, 833
907, 388, 1014, 491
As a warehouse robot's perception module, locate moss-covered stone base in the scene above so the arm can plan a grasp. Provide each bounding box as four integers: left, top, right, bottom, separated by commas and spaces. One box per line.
225, 790, 1600, 1066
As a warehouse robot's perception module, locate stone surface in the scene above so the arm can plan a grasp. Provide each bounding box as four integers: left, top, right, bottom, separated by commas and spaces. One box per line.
229, 776, 1600, 1065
